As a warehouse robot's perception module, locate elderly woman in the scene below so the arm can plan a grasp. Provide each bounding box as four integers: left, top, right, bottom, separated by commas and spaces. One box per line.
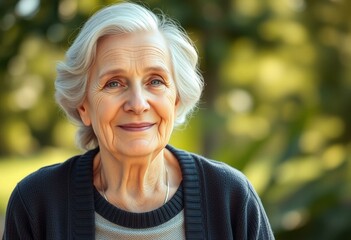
3, 2, 274, 240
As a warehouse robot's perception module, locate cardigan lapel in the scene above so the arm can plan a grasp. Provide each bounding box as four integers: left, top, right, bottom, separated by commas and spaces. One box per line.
69, 148, 98, 240
166, 145, 206, 239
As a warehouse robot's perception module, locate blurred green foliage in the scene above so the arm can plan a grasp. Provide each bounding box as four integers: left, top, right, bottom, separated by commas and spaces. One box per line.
0, 0, 350, 239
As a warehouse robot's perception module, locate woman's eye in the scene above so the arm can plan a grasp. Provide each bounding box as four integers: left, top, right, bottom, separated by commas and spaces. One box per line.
105, 80, 121, 88
149, 79, 164, 86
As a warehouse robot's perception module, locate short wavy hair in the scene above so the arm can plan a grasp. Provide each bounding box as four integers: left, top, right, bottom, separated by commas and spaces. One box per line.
55, 2, 204, 150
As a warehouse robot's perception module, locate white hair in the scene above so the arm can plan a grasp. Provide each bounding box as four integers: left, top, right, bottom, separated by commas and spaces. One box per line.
55, 2, 204, 150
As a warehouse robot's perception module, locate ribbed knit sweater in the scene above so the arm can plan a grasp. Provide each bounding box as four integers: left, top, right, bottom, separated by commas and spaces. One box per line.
3, 145, 274, 239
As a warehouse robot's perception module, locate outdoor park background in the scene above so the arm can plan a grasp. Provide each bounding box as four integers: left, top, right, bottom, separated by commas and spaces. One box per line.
0, 0, 350, 239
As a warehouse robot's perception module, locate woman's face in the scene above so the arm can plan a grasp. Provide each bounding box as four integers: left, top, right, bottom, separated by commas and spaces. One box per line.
78, 31, 179, 158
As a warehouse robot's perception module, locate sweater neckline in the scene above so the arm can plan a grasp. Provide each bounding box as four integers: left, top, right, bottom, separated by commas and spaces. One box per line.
93, 182, 184, 228
70, 145, 205, 239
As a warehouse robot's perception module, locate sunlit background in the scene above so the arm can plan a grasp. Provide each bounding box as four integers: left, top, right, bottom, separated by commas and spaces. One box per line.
1, 0, 351, 239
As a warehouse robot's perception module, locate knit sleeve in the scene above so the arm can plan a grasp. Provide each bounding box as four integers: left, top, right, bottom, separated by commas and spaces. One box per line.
244, 180, 275, 240
3, 185, 37, 240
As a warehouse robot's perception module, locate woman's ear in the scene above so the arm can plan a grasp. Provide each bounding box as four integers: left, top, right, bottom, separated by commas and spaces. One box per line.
77, 102, 91, 126
175, 95, 180, 110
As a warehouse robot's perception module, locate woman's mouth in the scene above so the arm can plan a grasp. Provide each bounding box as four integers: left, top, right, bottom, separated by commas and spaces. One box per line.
118, 122, 155, 131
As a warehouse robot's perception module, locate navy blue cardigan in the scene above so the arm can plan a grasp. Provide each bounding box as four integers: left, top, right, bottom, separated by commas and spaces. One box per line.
3, 145, 274, 239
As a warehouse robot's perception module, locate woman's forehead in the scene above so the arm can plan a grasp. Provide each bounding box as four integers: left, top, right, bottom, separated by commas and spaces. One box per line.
97, 31, 169, 56
98, 32, 169, 60
93, 31, 173, 76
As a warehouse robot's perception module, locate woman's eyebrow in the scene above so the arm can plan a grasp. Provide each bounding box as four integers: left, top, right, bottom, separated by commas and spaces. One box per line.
144, 66, 171, 75
98, 65, 171, 79
98, 69, 125, 79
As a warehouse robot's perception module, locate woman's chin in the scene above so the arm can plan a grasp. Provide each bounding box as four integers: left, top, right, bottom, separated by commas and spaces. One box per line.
113, 140, 163, 157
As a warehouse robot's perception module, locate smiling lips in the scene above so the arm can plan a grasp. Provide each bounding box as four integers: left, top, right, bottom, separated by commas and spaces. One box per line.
118, 122, 155, 131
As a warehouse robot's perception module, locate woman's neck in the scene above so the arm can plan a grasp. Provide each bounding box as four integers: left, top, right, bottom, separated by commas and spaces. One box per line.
93, 148, 168, 212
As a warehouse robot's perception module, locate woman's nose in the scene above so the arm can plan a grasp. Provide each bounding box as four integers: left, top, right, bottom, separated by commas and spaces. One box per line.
123, 87, 150, 114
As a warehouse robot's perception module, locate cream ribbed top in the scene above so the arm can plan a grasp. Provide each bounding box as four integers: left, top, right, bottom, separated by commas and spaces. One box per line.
95, 210, 185, 240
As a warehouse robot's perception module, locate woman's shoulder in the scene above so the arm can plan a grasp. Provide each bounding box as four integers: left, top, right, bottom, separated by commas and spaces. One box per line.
18, 155, 78, 188
168, 145, 249, 190
189, 151, 264, 207
17, 148, 97, 189
172, 146, 255, 197
192, 152, 248, 185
